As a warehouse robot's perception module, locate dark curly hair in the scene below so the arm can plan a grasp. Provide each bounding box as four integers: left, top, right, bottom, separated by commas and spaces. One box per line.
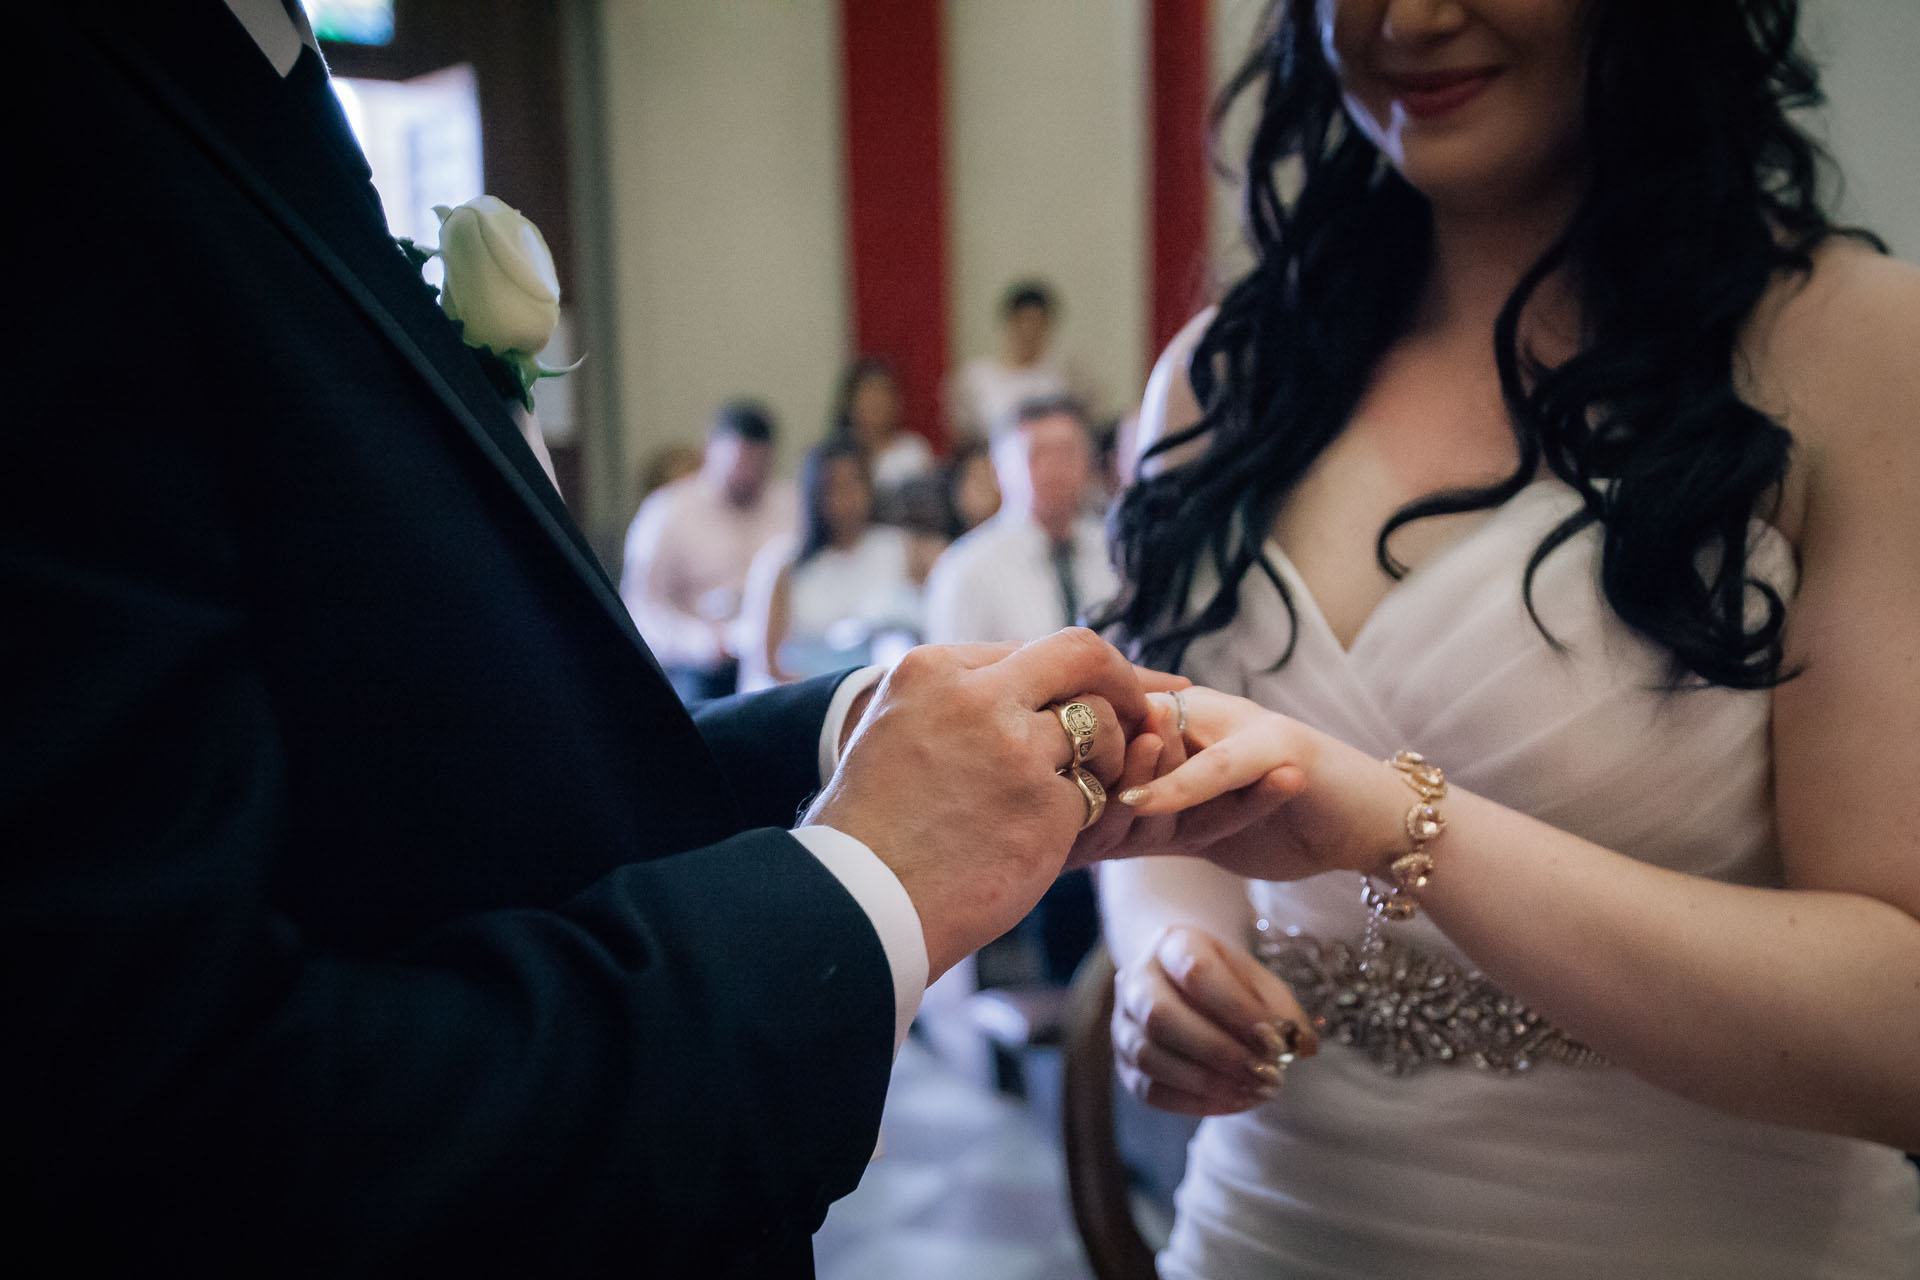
1099, 0, 1882, 688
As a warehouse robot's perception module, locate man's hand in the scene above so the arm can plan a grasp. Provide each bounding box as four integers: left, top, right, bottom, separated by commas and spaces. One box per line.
806, 629, 1153, 979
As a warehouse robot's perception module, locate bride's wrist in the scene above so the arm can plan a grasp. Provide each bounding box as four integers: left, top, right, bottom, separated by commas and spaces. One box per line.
1356, 752, 1451, 939
1346, 757, 1421, 877
1331, 751, 1446, 881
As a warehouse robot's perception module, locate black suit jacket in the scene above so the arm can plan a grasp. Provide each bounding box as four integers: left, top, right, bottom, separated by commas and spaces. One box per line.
4, 7, 893, 1275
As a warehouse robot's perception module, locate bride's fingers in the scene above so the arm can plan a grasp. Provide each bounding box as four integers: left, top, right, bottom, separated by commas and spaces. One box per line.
1130, 765, 1307, 853
1122, 737, 1307, 816
1112, 982, 1274, 1107
1116, 953, 1273, 1082
1154, 927, 1315, 1057
1117, 1027, 1277, 1109
1115, 1061, 1257, 1117
1111, 693, 1185, 808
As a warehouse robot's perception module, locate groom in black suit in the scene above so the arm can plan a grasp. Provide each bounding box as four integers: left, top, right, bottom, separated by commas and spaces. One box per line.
2, 5, 1242, 1276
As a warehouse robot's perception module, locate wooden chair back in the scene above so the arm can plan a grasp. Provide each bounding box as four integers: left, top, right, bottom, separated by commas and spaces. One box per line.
1060, 944, 1158, 1280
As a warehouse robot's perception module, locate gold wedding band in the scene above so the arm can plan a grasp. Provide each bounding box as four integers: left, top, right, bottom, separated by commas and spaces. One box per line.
1053, 701, 1099, 765
1065, 765, 1107, 831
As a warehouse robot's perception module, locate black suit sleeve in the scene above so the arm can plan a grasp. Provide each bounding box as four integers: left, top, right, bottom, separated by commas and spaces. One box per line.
2, 527, 895, 1274
692, 670, 862, 828
2, 12, 893, 1276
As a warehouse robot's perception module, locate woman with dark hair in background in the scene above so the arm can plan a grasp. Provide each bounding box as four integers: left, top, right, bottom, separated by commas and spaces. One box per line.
737, 438, 919, 692
943, 438, 1002, 539
1097, 1, 1920, 1274
889, 438, 1004, 588
830, 357, 934, 506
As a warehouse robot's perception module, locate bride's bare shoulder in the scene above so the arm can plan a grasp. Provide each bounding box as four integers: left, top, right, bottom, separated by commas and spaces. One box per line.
1133, 309, 1217, 478
1739, 237, 1920, 543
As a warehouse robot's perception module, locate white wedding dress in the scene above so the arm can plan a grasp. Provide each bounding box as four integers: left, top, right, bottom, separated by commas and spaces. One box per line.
1158, 480, 1920, 1279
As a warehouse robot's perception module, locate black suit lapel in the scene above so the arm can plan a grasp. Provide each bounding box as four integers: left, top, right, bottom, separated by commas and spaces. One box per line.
80, 3, 660, 674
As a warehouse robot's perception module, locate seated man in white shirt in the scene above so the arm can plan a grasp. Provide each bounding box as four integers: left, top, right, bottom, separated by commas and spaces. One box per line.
924, 396, 1119, 986
925, 395, 1118, 649
619, 401, 798, 703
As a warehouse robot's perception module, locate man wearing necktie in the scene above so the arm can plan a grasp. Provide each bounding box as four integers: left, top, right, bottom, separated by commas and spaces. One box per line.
925, 396, 1119, 651
924, 398, 1121, 986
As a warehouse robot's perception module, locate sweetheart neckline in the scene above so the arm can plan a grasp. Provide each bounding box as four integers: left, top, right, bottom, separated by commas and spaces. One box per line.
1260, 479, 1568, 660
1258, 480, 1797, 664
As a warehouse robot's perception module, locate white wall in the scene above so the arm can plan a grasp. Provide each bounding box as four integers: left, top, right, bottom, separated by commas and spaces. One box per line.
945, 0, 1150, 419
1802, 0, 1920, 261
597, 0, 850, 494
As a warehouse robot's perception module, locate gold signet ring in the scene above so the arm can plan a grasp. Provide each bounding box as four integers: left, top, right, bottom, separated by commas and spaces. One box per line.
1054, 701, 1099, 765
1066, 766, 1107, 831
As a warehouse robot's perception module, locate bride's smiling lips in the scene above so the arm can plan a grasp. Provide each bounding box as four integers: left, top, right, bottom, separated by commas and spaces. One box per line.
1379, 66, 1501, 120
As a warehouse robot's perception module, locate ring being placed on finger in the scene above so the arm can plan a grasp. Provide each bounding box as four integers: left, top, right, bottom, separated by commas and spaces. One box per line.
1053, 700, 1099, 765
1064, 765, 1107, 831
1173, 688, 1189, 736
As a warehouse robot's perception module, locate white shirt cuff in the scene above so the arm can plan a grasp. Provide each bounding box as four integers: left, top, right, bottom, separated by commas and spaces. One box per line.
789, 824, 927, 1052
816, 665, 885, 786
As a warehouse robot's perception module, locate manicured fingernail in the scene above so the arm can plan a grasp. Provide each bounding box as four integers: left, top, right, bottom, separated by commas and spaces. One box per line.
1276, 1018, 1318, 1060
1118, 787, 1150, 806
1247, 1061, 1282, 1087
1251, 1022, 1284, 1056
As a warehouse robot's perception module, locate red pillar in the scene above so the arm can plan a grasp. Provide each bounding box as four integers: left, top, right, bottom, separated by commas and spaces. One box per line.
840, 0, 951, 451
1149, 0, 1212, 365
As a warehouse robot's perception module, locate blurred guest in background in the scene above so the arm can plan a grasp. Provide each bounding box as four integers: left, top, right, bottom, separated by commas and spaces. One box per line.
925, 396, 1118, 986
737, 439, 920, 693
1102, 410, 1141, 499
945, 437, 1004, 537
890, 474, 958, 588
947, 280, 1099, 444
889, 439, 1003, 587
926, 396, 1115, 650
831, 357, 934, 508
634, 441, 703, 506
619, 401, 795, 703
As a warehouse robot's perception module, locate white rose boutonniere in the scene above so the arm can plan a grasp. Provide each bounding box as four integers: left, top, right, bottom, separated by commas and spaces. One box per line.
403, 196, 581, 410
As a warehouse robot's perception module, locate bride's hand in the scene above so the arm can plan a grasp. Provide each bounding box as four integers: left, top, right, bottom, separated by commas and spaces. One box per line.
1117, 686, 1410, 882
1111, 925, 1317, 1116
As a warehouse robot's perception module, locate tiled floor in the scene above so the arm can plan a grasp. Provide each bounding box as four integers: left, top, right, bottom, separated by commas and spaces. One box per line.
815, 1038, 1096, 1280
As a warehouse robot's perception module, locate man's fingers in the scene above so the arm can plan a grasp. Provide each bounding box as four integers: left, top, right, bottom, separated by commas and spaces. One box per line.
1132, 664, 1190, 694
1035, 694, 1125, 782
995, 628, 1151, 728
1063, 731, 1162, 871
935, 641, 1024, 671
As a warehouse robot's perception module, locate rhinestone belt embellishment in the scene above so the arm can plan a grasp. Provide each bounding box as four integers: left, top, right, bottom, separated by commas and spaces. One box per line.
1253, 919, 1608, 1076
